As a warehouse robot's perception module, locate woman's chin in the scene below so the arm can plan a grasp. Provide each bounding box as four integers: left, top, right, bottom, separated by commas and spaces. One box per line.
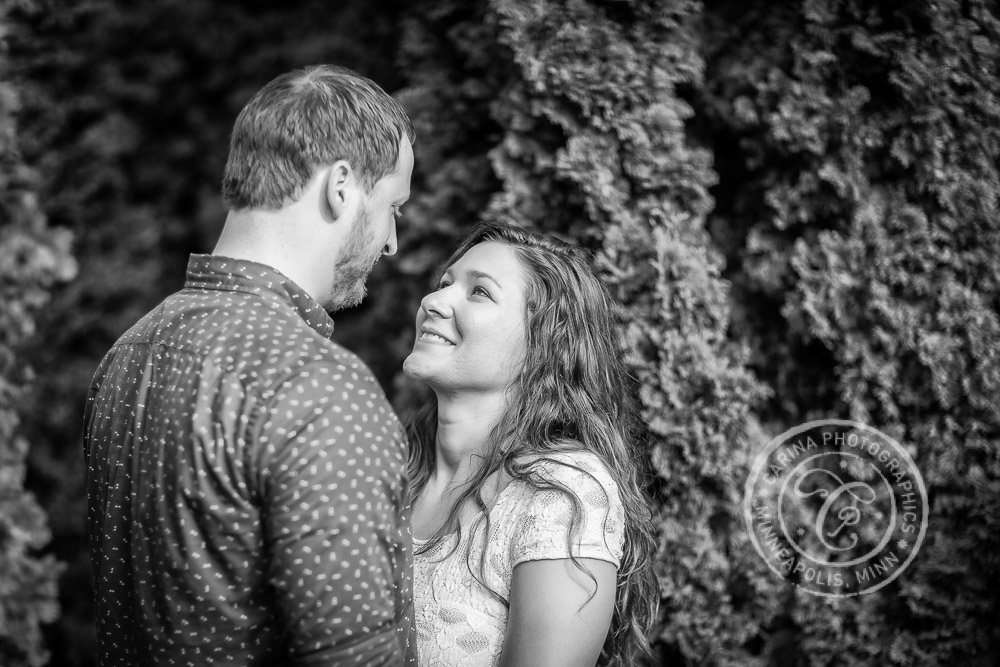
402, 353, 432, 381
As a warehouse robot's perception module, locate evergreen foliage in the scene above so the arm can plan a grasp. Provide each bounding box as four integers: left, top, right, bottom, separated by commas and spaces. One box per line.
484, 1, 775, 664
697, 0, 1000, 663
0, 1, 74, 663
3, 0, 999, 665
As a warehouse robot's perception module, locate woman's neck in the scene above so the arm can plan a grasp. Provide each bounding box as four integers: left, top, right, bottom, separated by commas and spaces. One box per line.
411, 390, 510, 540
430, 390, 506, 491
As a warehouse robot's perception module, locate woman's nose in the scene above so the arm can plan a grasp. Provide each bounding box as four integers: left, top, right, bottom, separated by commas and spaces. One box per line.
421, 288, 453, 318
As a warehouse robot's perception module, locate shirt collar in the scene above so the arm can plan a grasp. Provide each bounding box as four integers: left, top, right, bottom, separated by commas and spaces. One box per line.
184, 254, 335, 339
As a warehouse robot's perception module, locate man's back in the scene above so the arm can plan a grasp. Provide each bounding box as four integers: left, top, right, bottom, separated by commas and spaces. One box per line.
84, 256, 414, 666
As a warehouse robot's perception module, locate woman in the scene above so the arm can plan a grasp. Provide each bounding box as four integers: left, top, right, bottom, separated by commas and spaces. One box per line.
402, 219, 658, 667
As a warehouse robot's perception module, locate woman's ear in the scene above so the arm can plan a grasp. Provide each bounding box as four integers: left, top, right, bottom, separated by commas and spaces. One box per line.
325, 160, 356, 221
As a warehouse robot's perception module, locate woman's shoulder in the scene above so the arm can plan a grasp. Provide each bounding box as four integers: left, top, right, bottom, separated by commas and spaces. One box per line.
501, 448, 620, 511
523, 449, 618, 487
498, 448, 626, 567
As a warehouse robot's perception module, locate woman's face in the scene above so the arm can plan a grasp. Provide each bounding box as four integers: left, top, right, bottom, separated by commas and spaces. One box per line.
403, 241, 528, 395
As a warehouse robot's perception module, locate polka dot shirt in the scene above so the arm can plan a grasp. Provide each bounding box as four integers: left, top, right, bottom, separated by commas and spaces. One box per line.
84, 254, 416, 666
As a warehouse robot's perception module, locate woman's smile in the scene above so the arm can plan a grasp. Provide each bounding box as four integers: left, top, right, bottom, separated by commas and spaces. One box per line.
417, 326, 456, 346
403, 241, 528, 393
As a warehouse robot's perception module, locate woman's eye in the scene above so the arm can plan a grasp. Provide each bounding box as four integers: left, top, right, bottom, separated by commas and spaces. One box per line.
435, 280, 451, 291
472, 286, 491, 298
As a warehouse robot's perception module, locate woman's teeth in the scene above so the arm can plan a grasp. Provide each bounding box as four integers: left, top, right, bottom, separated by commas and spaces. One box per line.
420, 332, 454, 345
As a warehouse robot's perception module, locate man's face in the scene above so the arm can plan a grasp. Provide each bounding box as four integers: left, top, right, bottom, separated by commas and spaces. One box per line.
327, 137, 413, 311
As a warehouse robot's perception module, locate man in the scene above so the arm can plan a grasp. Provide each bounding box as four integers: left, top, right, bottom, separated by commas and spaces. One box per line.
84, 65, 416, 666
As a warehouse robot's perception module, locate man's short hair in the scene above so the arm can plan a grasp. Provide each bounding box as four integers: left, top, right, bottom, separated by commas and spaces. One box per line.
222, 64, 415, 211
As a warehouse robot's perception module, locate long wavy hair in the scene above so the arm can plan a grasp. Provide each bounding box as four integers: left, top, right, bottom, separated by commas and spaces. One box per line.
405, 219, 658, 666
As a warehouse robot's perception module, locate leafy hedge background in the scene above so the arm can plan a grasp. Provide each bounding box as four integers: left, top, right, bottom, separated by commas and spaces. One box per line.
1, 0, 997, 665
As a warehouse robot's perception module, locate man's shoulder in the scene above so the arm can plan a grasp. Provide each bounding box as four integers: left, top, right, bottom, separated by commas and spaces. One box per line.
106, 294, 176, 349
147, 286, 327, 359
105, 290, 371, 383
260, 346, 405, 446
272, 343, 390, 403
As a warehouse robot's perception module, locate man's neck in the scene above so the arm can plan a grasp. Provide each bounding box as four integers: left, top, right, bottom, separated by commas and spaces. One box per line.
214, 208, 324, 302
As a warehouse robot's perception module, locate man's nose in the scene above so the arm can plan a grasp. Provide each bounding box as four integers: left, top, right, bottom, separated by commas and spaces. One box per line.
382, 223, 398, 256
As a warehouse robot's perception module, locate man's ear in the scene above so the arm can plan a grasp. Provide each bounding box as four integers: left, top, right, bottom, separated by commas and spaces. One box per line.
325, 160, 356, 221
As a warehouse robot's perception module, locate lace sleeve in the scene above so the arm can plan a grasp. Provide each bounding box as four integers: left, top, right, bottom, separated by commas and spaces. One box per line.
510, 453, 625, 569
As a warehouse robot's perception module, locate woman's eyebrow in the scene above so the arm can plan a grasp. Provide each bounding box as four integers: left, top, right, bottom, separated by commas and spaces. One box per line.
466, 269, 502, 289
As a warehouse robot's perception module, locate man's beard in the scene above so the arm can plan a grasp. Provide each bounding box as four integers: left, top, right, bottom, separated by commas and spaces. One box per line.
326, 203, 380, 312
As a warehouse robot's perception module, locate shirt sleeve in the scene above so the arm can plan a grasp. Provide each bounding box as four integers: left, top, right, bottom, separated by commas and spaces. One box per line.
256, 360, 415, 666
510, 454, 625, 569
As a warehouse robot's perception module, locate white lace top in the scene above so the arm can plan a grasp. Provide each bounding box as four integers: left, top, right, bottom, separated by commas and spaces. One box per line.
412, 451, 625, 667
